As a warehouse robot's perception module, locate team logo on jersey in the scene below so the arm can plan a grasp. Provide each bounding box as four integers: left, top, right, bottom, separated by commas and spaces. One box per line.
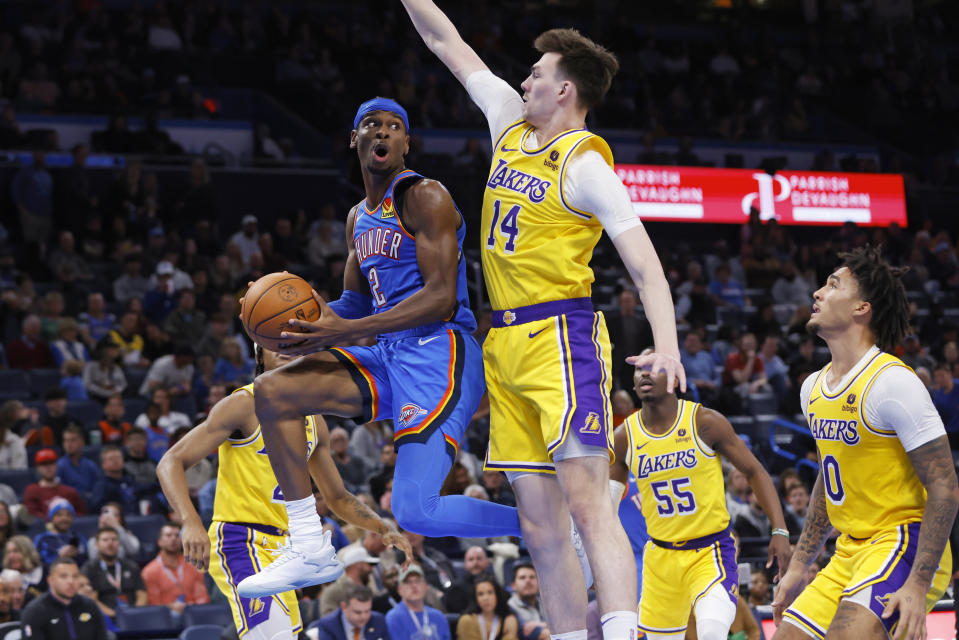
634, 449, 697, 479
249, 598, 265, 615
808, 413, 860, 445
381, 197, 395, 219
398, 403, 428, 428
79, 613, 92, 622
580, 412, 602, 434
486, 158, 551, 203
278, 284, 298, 302
502, 310, 516, 325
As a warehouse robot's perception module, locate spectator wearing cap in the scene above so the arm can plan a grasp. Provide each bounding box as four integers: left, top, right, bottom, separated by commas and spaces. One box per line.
23, 449, 87, 518
319, 545, 381, 616
82, 340, 127, 401
163, 289, 206, 349
51, 318, 91, 368
6, 314, 55, 370
57, 425, 101, 499
0, 401, 28, 470
228, 215, 262, 269
89, 445, 139, 515
33, 499, 89, 567
140, 523, 208, 616
113, 255, 150, 304
139, 346, 194, 397
385, 564, 450, 640
313, 584, 388, 640
23, 388, 84, 449
144, 261, 178, 324
147, 253, 192, 293
78, 293, 115, 349
81, 526, 147, 612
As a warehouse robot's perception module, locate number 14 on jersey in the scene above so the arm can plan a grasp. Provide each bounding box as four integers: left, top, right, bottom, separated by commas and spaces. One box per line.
487, 200, 520, 254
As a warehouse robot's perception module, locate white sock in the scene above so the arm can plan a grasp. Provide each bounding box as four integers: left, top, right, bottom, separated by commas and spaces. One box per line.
600, 610, 637, 640
285, 496, 325, 546
550, 631, 587, 640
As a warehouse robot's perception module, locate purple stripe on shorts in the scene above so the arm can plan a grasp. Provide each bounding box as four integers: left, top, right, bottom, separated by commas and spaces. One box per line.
220, 523, 273, 630
864, 523, 920, 634
691, 532, 740, 607
559, 310, 610, 449
783, 610, 826, 639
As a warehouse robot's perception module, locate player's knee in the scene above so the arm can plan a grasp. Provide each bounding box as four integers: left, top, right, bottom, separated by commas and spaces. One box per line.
253, 371, 297, 419
391, 478, 440, 534
694, 621, 728, 640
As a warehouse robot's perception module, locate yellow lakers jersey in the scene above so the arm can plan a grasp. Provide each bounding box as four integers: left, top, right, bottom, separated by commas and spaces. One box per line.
212, 383, 319, 529
624, 400, 729, 543
482, 121, 614, 310
806, 350, 925, 539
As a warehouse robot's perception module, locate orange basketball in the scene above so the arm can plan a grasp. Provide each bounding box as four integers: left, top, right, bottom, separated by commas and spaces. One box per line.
241, 272, 321, 352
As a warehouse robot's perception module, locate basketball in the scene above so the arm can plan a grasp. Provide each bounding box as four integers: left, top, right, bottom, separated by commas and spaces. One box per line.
241, 272, 321, 352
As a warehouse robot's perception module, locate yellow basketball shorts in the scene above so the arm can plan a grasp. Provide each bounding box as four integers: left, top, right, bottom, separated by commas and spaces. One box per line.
783, 522, 951, 638
638, 530, 739, 634
484, 299, 614, 474
208, 522, 302, 637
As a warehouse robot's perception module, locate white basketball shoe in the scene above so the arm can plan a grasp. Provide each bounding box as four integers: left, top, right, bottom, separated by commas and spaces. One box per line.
237, 530, 343, 598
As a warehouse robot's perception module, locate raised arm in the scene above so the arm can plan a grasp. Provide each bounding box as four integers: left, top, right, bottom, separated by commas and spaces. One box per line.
307, 421, 413, 565
399, 0, 489, 87
157, 393, 254, 570
696, 407, 790, 577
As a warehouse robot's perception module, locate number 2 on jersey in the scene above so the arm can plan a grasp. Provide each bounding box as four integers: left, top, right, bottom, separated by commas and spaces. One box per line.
368, 267, 387, 306
486, 200, 520, 254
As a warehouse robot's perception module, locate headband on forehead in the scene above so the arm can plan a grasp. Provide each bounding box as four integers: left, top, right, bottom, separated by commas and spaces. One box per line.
353, 97, 410, 132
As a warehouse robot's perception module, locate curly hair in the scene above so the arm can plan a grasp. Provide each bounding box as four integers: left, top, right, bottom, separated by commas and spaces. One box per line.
3, 535, 40, 572
837, 245, 910, 351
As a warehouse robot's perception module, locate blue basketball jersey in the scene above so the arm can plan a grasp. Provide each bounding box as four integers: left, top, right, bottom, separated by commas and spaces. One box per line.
352, 169, 476, 335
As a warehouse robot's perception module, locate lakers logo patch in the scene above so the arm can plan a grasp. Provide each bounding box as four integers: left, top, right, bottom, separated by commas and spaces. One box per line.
249, 598, 264, 615
381, 196, 395, 219
580, 412, 601, 434
398, 403, 428, 428
502, 311, 516, 325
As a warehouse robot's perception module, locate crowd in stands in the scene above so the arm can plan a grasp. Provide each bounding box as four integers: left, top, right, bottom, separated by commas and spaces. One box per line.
0, 2, 955, 180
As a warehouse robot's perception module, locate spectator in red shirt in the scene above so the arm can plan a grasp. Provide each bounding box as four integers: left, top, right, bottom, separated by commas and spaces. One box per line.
6, 314, 54, 370
140, 522, 209, 616
23, 449, 87, 518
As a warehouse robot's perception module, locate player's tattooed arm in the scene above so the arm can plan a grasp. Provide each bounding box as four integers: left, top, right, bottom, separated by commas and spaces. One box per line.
906, 435, 959, 588
790, 470, 832, 568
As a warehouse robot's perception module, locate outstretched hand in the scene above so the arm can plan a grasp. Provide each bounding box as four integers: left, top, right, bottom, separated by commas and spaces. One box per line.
626, 351, 687, 393
383, 531, 413, 570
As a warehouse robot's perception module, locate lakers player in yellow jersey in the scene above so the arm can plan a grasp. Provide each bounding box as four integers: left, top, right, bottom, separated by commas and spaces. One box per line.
157, 347, 411, 640
771, 246, 959, 640
611, 349, 790, 640
400, 4, 685, 640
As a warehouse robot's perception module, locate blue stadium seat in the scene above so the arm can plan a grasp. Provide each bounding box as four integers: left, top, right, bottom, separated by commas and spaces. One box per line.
182, 603, 232, 629
0, 370, 29, 401
124, 369, 148, 397
179, 625, 223, 640
123, 396, 148, 423
27, 369, 61, 398
0, 469, 35, 496
72, 515, 101, 541
748, 392, 778, 416
83, 444, 102, 463
127, 514, 166, 562
171, 395, 197, 420
445, 613, 460, 637
115, 605, 176, 633
66, 400, 104, 429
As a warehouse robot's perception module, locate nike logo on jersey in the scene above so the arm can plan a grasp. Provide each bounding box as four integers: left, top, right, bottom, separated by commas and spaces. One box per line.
500, 144, 517, 153
528, 328, 547, 339
418, 336, 441, 346
808, 396, 819, 405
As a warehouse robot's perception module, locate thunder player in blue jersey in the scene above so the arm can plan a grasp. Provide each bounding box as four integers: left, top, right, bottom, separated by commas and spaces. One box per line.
237, 98, 523, 598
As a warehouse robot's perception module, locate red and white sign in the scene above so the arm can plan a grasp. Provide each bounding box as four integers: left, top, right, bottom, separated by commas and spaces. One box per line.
615, 165, 907, 227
